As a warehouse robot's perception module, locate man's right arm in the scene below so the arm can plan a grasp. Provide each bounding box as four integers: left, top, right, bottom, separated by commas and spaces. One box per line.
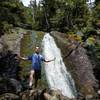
17, 55, 28, 60
20, 57, 28, 60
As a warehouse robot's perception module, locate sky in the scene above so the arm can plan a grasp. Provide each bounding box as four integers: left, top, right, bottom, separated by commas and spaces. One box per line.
21, 0, 40, 7
21, 0, 95, 7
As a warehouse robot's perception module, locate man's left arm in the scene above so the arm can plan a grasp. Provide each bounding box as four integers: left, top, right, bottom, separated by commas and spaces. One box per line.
40, 55, 56, 62
43, 57, 56, 62
44, 58, 55, 62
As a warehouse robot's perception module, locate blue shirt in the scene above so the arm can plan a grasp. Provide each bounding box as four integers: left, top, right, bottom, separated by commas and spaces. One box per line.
28, 53, 45, 70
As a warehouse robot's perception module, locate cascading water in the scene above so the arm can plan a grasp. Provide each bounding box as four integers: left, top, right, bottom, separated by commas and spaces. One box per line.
42, 33, 77, 98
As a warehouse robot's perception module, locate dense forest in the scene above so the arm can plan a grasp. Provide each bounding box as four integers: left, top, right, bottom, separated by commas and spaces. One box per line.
0, 0, 100, 32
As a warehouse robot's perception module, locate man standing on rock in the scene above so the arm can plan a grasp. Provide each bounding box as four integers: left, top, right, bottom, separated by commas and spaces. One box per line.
19, 47, 55, 89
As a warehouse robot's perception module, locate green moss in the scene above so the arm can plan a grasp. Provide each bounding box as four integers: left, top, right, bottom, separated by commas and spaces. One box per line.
20, 32, 32, 76
34, 31, 44, 46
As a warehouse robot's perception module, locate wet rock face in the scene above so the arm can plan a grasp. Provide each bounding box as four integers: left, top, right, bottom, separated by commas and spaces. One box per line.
70, 47, 97, 91
0, 93, 19, 100
0, 35, 8, 53
0, 78, 22, 95
0, 50, 20, 79
50, 32, 98, 96
0, 87, 99, 100
0, 89, 67, 100
20, 89, 70, 100
0, 50, 22, 94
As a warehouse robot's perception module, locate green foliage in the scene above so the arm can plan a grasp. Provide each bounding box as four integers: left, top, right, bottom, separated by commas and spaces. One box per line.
0, 21, 13, 34
20, 32, 32, 76
0, 0, 33, 35
95, 42, 100, 60
29, 0, 91, 32
92, 3, 100, 29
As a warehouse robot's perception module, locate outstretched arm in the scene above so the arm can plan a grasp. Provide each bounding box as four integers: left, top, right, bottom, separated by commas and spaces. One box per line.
44, 57, 56, 62
17, 54, 28, 60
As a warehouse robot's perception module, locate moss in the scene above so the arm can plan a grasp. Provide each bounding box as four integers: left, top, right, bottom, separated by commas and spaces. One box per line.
34, 31, 44, 46
20, 32, 32, 76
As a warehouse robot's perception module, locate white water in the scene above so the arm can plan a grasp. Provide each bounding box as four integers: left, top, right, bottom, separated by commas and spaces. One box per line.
42, 33, 77, 98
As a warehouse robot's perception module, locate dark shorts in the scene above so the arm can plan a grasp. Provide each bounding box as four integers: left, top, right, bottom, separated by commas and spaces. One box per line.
34, 70, 41, 80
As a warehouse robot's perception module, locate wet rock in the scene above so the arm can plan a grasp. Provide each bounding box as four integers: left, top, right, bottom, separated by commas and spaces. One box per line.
44, 89, 70, 100
50, 31, 98, 96
0, 35, 8, 53
0, 43, 3, 52
0, 78, 22, 94
20, 88, 72, 100
0, 32, 23, 54
0, 50, 21, 79
0, 93, 19, 100
85, 95, 93, 100
20, 89, 42, 100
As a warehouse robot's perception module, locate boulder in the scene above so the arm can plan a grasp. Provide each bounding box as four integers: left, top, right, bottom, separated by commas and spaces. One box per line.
20, 88, 72, 100
0, 78, 22, 94
0, 93, 19, 100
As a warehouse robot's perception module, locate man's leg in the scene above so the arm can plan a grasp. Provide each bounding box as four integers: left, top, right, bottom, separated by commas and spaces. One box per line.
34, 70, 41, 88
35, 78, 38, 88
29, 70, 35, 87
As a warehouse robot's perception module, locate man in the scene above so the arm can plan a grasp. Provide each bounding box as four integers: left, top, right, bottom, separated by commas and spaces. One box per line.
19, 47, 55, 88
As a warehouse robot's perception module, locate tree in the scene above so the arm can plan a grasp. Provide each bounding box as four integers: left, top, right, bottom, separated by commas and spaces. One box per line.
0, 0, 33, 35
92, 1, 100, 29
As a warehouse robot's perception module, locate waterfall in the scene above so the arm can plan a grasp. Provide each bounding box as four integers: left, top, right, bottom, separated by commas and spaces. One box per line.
42, 33, 77, 98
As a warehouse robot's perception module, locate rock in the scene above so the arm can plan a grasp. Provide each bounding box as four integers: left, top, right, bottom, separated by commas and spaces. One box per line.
48, 89, 66, 99
1, 32, 23, 54
97, 90, 100, 96
85, 95, 93, 100
20, 89, 42, 100
0, 43, 3, 52
9, 78, 22, 93
20, 88, 72, 100
44, 93, 59, 100
50, 31, 98, 96
0, 93, 19, 100
0, 78, 22, 94
0, 35, 8, 53
0, 50, 21, 79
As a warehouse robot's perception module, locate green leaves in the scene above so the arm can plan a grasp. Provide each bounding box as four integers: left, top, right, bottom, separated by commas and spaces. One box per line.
31, 0, 91, 32
0, 0, 33, 35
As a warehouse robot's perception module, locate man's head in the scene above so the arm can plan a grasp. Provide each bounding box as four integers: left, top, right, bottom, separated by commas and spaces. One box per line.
35, 46, 40, 54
